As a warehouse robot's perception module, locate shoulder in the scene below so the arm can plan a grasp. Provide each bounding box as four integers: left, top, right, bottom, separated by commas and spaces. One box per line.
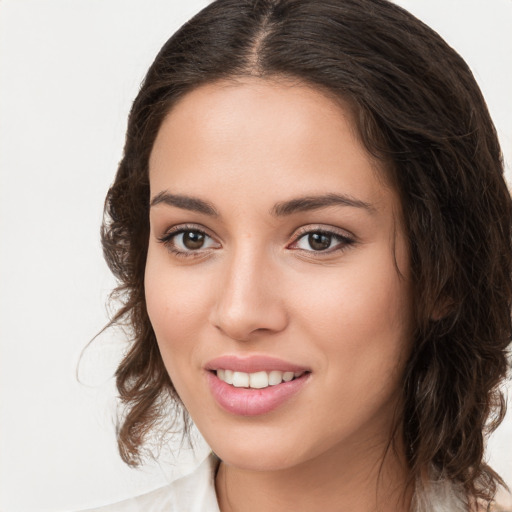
413, 476, 512, 512
489, 485, 512, 512
413, 477, 468, 512
79, 454, 220, 512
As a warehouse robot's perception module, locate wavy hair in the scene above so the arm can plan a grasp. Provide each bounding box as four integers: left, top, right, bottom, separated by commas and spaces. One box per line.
101, 0, 512, 504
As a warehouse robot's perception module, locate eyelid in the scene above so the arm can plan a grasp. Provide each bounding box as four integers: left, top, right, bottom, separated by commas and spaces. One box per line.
157, 223, 214, 241
157, 223, 221, 257
291, 224, 355, 239
287, 224, 356, 253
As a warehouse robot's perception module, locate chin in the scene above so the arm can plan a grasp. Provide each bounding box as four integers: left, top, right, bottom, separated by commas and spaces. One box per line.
216, 448, 302, 472
203, 426, 310, 472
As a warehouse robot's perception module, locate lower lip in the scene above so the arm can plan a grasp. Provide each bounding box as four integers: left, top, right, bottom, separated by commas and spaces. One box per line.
206, 371, 310, 416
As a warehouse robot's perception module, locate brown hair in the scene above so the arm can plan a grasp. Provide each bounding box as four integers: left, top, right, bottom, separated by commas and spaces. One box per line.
102, 0, 512, 504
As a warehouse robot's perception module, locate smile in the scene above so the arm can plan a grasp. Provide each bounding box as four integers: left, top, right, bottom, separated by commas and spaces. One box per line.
216, 369, 306, 389
205, 356, 311, 416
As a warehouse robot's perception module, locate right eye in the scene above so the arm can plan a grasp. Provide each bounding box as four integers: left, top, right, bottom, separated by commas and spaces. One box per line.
158, 227, 221, 257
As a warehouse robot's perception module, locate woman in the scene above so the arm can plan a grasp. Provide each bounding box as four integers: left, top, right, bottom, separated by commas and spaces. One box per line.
93, 0, 512, 510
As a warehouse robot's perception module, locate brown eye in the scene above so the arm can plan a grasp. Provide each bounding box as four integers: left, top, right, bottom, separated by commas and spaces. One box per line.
290, 228, 355, 254
182, 230, 206, 249
159, 228, 219, 254
308, 232, 332, 251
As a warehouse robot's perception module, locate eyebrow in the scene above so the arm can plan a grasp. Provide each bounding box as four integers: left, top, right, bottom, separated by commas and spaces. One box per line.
149, 191, 375, 217
150, 191, 219, 216
271, 193, 375, 216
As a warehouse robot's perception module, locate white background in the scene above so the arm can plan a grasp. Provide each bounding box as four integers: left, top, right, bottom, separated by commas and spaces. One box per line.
0, 1, 511, 511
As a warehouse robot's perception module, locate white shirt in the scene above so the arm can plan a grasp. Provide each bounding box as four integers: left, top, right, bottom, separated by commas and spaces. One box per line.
81, 453, 508, 512
81, 454, 220, 512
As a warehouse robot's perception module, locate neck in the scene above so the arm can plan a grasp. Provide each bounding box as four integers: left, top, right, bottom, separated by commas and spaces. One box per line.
215, 436, 413, 512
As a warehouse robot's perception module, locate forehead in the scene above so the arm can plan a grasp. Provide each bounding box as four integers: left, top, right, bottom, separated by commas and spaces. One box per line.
149, 78, 398, 216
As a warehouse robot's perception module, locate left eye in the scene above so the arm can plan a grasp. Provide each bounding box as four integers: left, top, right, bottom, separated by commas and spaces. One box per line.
163, 229, 218, 252
293, 231, 351, 252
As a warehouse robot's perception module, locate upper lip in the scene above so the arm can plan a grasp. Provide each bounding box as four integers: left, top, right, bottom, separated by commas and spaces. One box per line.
205, 355, 311, 373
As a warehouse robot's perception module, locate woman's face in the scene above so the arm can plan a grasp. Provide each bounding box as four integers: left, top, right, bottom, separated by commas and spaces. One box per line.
145, 78, 413, 471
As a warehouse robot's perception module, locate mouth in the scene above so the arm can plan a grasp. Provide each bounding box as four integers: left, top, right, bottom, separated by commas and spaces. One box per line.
214, 369, 308, 389
204, 356, 311, 416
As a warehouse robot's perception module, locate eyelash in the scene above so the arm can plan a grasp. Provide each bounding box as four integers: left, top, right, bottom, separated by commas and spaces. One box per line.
288, 227, 355, 255
157, 224, 356, 259
157, 224, 216, 259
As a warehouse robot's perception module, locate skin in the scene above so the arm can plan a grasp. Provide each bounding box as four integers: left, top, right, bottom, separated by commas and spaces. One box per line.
145, 77, 414, 512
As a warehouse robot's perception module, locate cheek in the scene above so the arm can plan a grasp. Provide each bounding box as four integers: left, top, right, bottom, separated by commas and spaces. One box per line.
144, 248, 211, 363
292, 256, 412, 375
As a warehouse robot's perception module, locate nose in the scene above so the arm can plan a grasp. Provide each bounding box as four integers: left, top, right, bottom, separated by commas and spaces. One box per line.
209, 247, 289, 342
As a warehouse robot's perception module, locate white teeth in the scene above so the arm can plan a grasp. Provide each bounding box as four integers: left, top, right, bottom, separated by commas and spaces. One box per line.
249, 371, 268, 389
268, 370, 283, 386
232, 371, 249, 388
216, 369, 305, 388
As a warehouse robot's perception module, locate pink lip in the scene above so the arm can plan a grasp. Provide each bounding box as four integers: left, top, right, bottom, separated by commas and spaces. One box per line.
204, 355, 311, 416
205, 354, 310, 373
